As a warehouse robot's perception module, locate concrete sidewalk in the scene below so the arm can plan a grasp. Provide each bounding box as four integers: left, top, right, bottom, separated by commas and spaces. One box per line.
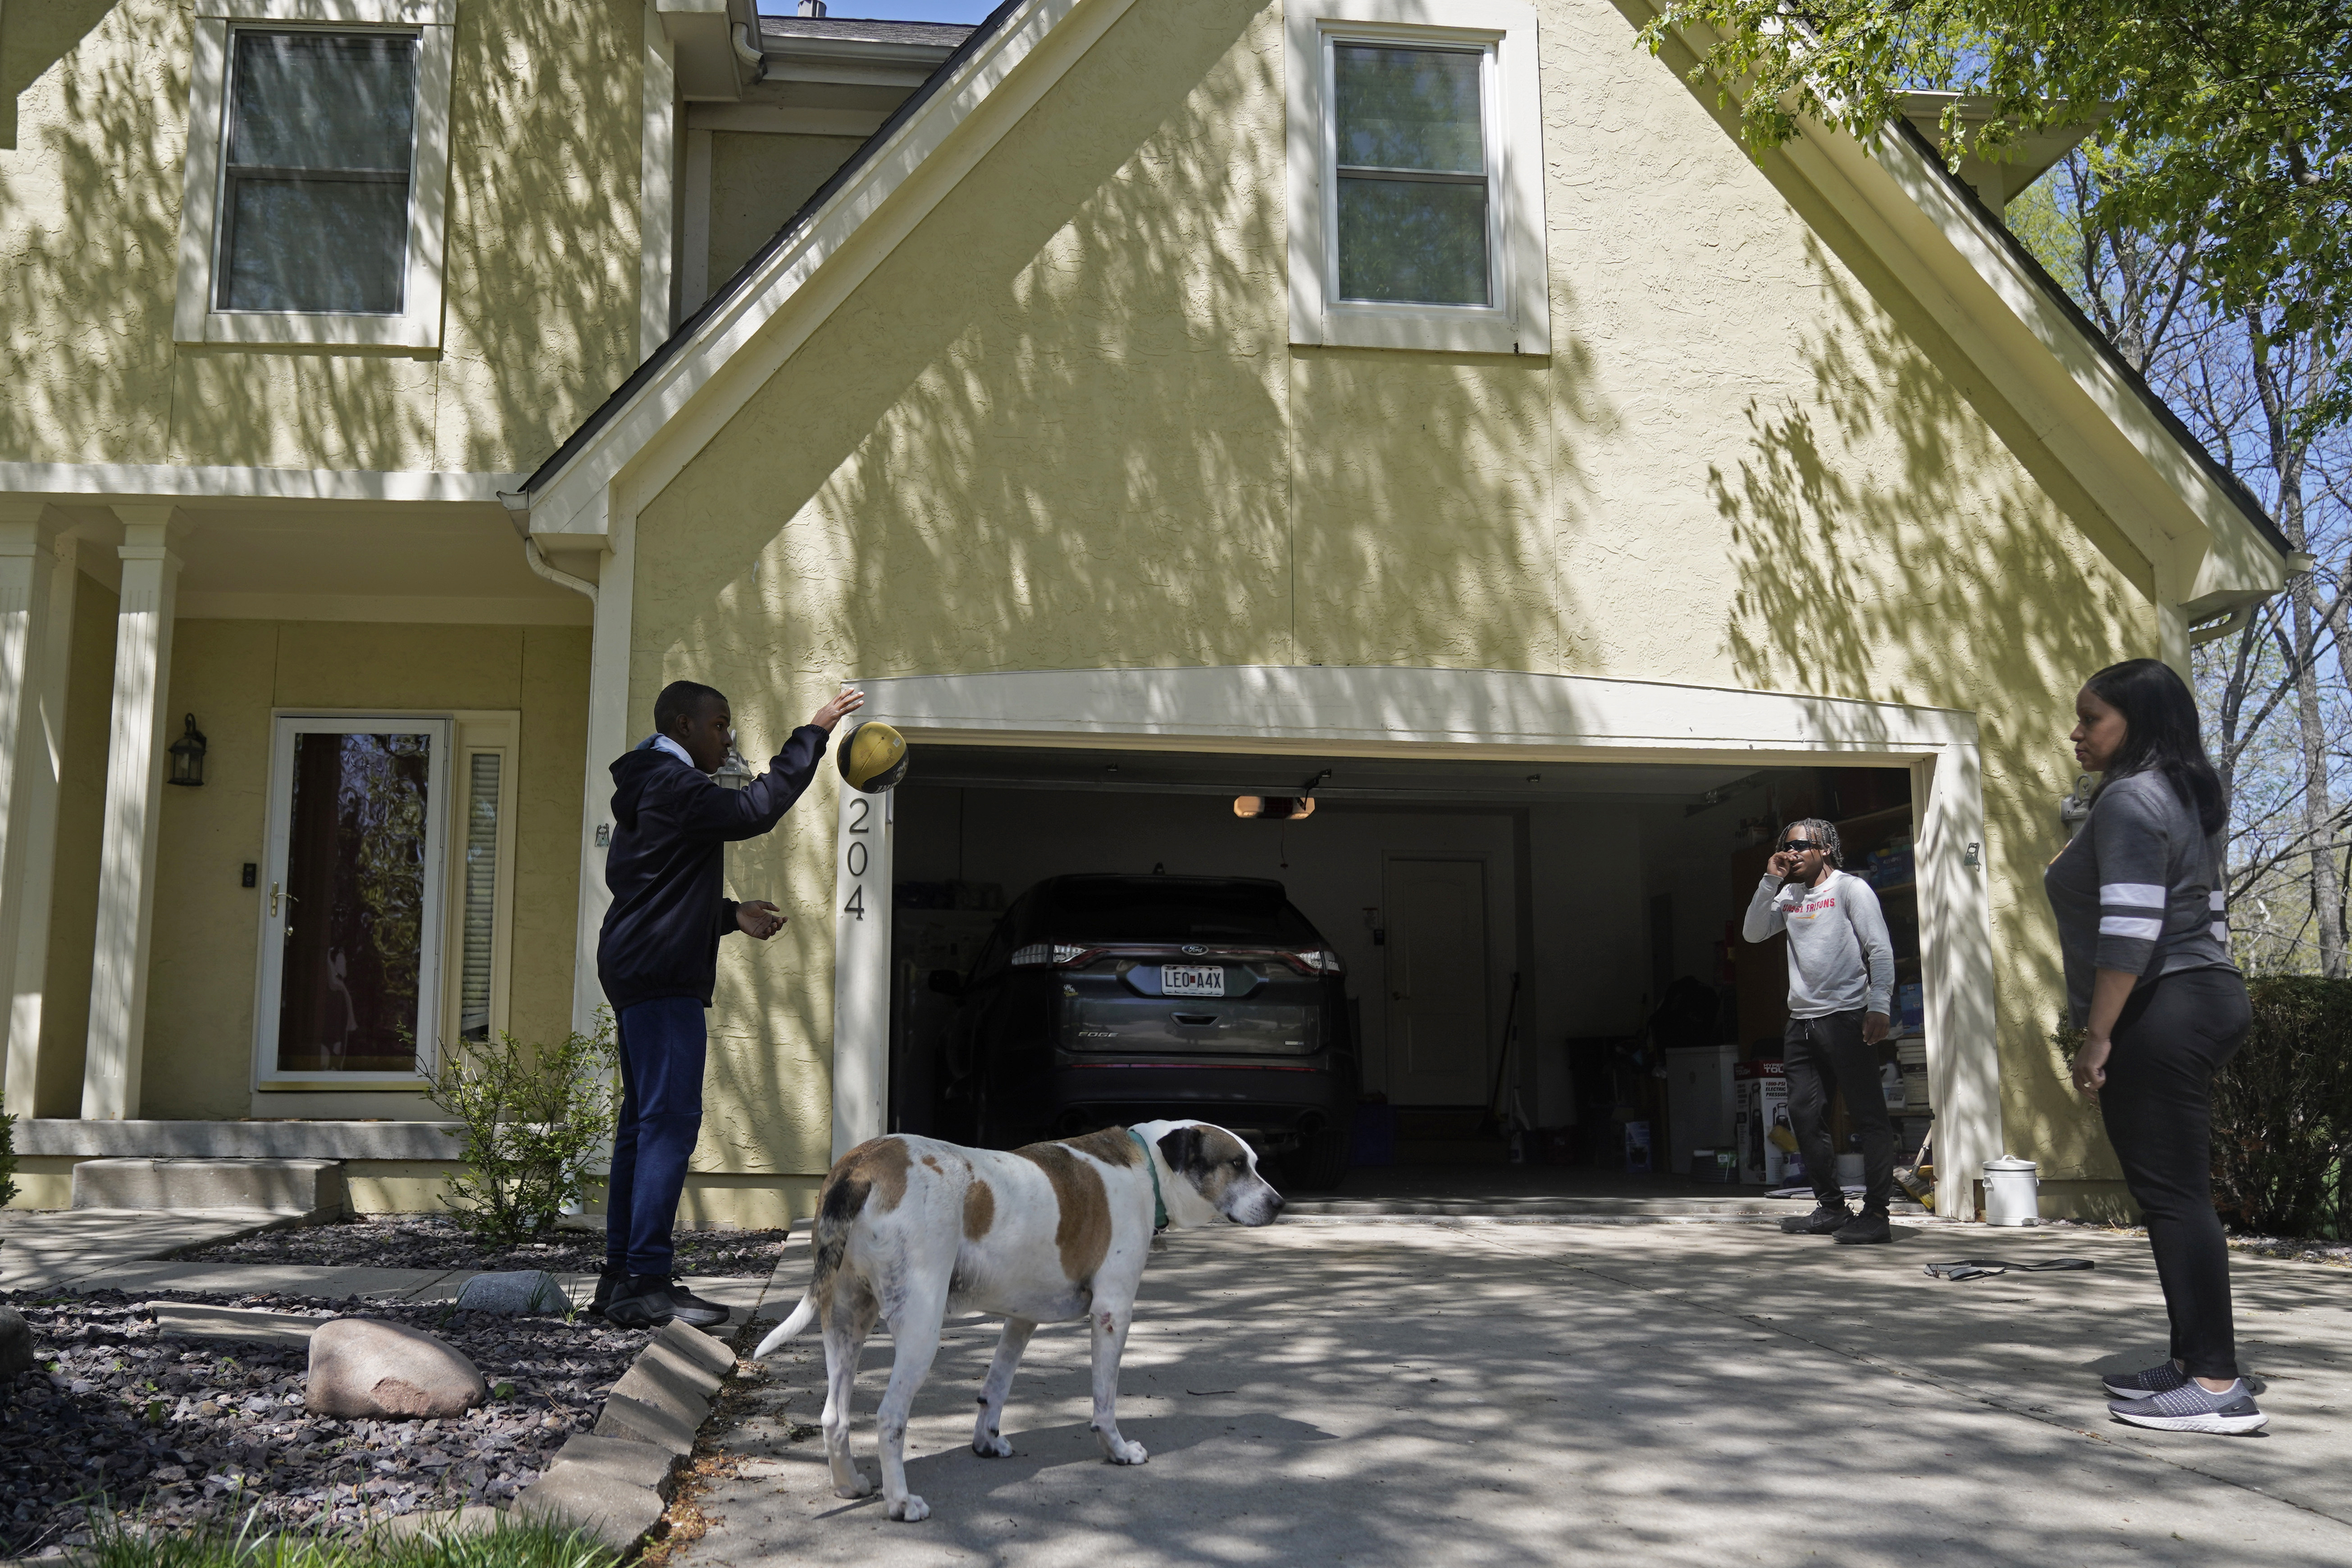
685, 1220, 2350, 1568
0, 1208, 769, 1324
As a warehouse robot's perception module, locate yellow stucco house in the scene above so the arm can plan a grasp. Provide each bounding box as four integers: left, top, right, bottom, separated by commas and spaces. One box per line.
0, 0, 2289, 1225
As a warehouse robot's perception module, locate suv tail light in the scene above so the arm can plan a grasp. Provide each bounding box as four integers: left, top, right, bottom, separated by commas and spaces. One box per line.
1012, 943, 1089, 967
1289, 949, 1344, 975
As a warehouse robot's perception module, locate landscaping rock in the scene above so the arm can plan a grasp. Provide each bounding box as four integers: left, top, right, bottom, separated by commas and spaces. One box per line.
305, 1317, 487, 1418
0, 1305, 32, 1374
452, 1270, 567, 1316
543, 1431, 680, 1498
513, 1466, 666, 1553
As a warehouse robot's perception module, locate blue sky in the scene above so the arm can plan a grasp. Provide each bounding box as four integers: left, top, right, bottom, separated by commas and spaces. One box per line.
759, 1, 997, 20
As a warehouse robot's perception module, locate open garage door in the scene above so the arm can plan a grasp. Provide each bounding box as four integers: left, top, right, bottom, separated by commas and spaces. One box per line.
877, 746, 1927, 1195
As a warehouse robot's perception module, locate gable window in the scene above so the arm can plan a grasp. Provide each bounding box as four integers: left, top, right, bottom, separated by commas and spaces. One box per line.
175, 2, 455, 350
1286, 0, 1547, 354
218, 31, 418, 315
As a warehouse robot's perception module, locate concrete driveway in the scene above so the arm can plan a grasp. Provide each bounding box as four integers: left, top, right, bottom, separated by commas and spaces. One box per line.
683, 1219, 2350, 1567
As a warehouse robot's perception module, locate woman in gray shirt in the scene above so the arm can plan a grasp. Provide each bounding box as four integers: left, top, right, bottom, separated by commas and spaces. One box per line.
2045, 658, 2260, 1434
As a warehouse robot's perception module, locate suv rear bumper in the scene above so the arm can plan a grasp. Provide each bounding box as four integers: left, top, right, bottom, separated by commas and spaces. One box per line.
1047, 1059, 1348, 1146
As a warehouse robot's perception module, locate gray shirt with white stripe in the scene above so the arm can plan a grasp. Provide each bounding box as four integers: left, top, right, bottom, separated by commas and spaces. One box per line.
2043, 769, 2234, 1026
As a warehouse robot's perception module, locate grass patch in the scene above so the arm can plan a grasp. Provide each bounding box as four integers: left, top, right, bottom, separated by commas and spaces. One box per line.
77, 1512, 620, 1568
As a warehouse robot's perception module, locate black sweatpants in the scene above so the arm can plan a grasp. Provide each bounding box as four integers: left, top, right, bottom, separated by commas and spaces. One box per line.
1783, 1009, 1895, 1215
2101, 967, 2251, 1381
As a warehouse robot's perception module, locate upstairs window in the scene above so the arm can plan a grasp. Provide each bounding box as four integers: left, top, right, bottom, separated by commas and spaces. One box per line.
1285, 0, 1547, 355
175, 2, 455, 351
1333, 43, 1490, 306
216, 31, 419, 315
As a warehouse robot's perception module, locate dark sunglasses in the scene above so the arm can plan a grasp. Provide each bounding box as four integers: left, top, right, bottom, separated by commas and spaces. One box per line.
1777, 839, 1823, 853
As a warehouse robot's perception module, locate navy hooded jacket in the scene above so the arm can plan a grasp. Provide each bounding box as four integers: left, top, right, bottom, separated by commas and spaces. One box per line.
595, 726, 830, 1011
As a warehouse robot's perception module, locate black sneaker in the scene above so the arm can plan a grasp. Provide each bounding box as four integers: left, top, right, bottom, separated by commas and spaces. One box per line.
2103, 1360, 2191, 1400
603, 1275, 679, 1330
586, 1267, 626, 1319
1779, 1204, 1852, 1235
665, 1280, 733, 1330
1832, 1210, 1892, 1245
2109, 1378, 2267, 1434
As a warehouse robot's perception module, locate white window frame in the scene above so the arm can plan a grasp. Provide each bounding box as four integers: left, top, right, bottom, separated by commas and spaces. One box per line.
252, 711, 455, 1093
174, 0, 456, 351
1285, 0, 1548, 355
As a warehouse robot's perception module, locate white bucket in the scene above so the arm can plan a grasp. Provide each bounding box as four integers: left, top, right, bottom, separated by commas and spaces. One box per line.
1983, 1155, 2040, 1226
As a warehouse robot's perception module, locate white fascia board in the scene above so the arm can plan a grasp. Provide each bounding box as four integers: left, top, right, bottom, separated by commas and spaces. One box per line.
528, 0, 1136, 539
0, 463, 520, 505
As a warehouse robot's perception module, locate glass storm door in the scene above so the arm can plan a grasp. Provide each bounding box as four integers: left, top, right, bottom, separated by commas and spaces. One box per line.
256, 717, 451, 1083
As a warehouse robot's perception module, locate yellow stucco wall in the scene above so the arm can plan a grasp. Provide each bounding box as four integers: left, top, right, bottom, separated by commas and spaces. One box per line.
0, 0, 644, 473
133, 621, 588, 1119
706, 132, 864, 292
625, 0, 2156, 1195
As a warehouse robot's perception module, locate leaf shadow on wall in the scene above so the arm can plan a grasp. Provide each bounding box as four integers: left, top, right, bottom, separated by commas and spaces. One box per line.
1710, 232, 2153, 1167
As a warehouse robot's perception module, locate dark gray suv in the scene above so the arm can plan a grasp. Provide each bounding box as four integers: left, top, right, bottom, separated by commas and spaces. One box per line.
933, 875, 1356, 1187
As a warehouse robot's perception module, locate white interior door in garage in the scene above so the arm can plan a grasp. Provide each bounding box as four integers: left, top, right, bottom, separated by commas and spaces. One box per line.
1383, 857, 1490, 1104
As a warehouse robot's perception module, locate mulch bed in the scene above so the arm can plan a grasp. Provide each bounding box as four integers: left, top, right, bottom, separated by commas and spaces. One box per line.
0, 1287, 653, 1558
179, 1214, 791, 1277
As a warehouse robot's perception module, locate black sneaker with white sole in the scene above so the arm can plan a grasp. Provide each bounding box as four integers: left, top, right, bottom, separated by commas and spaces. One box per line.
2102, 1360, 2190, 1400
1779, 1204, 1852, 1235
2108, 1378, 2267, 1434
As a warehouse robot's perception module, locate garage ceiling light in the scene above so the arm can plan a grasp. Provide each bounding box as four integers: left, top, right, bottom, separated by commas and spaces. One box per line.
1234, 795, 1316, 820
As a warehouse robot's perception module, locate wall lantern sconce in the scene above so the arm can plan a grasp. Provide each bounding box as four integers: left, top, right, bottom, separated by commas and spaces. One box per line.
714, 740, 756, 791
2059, 773, 2095, 836
167, 713, 208, 787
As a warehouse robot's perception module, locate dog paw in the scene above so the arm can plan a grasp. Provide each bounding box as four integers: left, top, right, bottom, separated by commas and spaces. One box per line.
833, 1473, 875, 1500
890, 1495, 930, 1522
1107, 1439, 1149, 1466
972, 1435, 1013, 1458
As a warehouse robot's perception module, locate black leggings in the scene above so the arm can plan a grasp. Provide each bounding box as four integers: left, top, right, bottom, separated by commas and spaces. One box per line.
2101, 967, 2251, 1381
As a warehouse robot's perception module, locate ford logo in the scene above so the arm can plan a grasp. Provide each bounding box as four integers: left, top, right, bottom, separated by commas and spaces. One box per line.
1181, 944, 1206, 956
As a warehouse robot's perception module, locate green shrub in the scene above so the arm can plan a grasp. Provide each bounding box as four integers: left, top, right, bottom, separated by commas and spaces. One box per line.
423, 1014, 620, 1243
1, 1108, 17, 1209
2213, 977, 2352, 1238
2053, 978, 2352, 1238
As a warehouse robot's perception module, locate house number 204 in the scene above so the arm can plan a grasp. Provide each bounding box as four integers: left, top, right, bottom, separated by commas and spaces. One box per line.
842, 795, 872, 920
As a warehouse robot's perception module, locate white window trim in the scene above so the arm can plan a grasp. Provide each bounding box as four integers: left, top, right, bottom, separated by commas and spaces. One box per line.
174, 0, 457, 352
1284, 0, 1548, 355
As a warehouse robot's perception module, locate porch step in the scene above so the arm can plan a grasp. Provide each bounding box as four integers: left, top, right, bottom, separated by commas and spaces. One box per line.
70, 1157, 349, 1218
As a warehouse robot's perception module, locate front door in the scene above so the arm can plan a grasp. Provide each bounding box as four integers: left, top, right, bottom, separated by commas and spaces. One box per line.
1383, 857, 1490, 1103
255, 716, 451, 1087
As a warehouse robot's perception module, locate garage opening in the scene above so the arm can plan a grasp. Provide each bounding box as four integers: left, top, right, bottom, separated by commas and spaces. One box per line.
883, 745, 1928, 1198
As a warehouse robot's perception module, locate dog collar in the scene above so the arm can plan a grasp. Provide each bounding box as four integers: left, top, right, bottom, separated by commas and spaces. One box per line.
1127, 1129, 1168, 1233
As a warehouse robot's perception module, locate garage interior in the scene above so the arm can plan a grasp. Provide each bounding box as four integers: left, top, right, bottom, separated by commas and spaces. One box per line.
885, 746, 1932, 1198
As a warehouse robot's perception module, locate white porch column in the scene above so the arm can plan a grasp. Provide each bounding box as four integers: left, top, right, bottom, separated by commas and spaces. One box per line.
570, 509, 633, 1039
0, 506, 77, 1119
81, 506, 192, 1121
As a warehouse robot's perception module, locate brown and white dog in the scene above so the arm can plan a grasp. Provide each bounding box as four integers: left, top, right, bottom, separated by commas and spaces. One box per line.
752, 1119, 1284, 1521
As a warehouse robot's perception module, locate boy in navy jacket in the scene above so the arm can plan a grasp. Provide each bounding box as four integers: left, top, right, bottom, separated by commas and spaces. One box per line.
594, 678, 862, 1328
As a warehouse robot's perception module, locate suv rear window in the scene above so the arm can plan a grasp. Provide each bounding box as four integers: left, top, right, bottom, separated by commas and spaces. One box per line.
1036, 878, 1321, 945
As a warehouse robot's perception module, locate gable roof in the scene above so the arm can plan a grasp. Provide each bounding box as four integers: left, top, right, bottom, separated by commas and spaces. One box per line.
519, 0, 2286, 620
758, 13, 977, 48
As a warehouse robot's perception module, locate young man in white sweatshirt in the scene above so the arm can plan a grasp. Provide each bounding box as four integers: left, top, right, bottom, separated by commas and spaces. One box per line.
1742, 818, 1898, 1244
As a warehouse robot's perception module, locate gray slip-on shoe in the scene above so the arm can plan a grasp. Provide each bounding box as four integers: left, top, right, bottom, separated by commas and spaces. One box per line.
2102, 1360, 2190, 1400
2109, 1378, 2267, 1434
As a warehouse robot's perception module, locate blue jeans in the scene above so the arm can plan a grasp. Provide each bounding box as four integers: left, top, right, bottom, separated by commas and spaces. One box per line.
605, 996, 707, 1278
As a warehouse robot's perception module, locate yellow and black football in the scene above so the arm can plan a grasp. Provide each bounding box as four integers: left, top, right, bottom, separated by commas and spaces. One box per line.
837, 720, 908, 793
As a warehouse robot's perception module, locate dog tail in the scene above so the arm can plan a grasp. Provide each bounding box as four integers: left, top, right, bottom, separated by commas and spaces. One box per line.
753, 1294, 816, 1358
752, 1157, 871, 1358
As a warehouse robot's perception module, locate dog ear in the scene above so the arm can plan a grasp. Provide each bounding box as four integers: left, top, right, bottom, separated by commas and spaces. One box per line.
1155, 1126, 1204, 1182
